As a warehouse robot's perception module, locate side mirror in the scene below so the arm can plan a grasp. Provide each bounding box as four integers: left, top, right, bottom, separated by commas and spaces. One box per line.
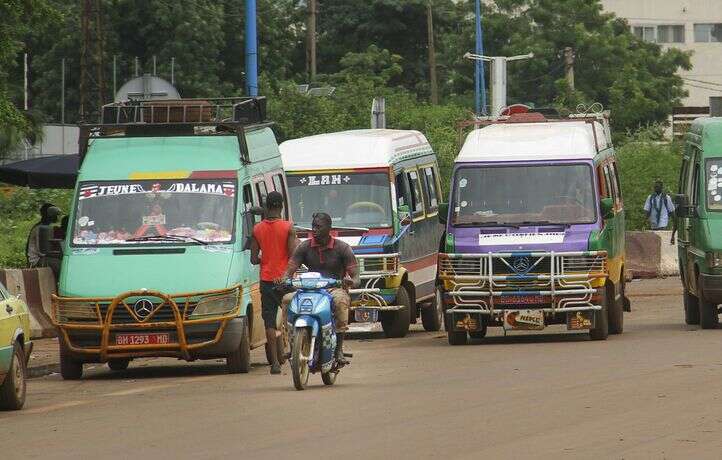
673, 194, 695, 218
398, 204, 411, 226
600, 197, 614, 220
438, 203, 448, 225
241, 211, 255, 251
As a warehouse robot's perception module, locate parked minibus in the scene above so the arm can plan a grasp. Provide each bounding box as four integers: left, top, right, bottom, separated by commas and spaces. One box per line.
51, 97, 289, 378
675, 117, 722, 328
280, 129, 443, 337
438, 112, 628, 344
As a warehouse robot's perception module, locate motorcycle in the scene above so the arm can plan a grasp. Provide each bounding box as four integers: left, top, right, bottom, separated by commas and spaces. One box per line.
285, 272, 351, 390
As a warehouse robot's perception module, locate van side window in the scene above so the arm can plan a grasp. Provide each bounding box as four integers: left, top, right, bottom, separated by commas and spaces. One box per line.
601, 164, 613, 199
609, 162, 622, 205
420, 166, 439, 214
255, 180, 268, 206
678, 157, 689, 194
271, 173, 289, 219
691, 162, 700, 205
242, 183, 253, 211
406, 169, 425, 218
395, 173, 409, 208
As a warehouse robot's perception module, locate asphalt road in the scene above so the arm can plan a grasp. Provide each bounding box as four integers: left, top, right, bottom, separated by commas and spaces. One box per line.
3, 277, 722, 460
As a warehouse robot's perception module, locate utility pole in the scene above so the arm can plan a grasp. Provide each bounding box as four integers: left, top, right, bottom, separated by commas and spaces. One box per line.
307, 0, 317, 81
563, 47, 575, 91
245, 0, 258, 96
427, 1, 438, 104
79, 0, 105, 121
474, 0, 486, 115
464, 52, 534, 117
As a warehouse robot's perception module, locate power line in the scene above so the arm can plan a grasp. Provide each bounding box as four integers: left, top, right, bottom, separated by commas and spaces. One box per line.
683, 81, 722, 93
682, 77, 722, 88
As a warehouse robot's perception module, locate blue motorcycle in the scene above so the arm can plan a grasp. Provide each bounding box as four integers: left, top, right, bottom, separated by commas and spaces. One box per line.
286, 273, 351, 390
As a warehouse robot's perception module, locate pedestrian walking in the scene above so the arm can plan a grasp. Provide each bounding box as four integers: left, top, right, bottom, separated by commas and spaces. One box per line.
644, 180, 675, 230
250, 191, 297, 374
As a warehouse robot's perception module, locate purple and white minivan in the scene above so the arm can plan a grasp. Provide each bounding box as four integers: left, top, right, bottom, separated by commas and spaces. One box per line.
437, 113, 628, 345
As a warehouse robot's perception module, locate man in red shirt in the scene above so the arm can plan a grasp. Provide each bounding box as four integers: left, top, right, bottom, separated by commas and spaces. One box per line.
251, 191, 296, 374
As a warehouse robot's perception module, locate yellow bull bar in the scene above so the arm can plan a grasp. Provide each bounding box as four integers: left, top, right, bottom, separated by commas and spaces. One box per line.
51, 285, 242, 361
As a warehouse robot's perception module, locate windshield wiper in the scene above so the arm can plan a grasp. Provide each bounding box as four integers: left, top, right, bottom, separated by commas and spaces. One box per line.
517, 221, 571, 228
455, 221, 519, 229
125, 234, 208, 245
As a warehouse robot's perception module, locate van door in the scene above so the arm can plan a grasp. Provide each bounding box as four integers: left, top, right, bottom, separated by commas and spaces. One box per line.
395, 164, 440, 302
677, 153, 691, 290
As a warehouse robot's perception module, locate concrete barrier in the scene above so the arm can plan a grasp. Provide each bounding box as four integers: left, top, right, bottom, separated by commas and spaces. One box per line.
624, 230, 679, 279
0, 267, 57, 339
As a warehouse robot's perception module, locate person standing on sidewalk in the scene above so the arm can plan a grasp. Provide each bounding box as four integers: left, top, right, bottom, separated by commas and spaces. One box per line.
644, 180, 675, 230
250, 191, 296, 374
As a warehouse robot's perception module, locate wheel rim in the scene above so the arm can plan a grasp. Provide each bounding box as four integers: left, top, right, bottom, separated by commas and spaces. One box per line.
299, 331, 310, 386
13, 353, 24, 400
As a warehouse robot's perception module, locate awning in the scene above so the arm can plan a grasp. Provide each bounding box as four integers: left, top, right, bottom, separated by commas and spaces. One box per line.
0, 154, 79, 189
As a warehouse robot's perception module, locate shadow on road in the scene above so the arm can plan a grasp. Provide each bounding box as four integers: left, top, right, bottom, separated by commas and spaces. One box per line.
81, 360, 268, 381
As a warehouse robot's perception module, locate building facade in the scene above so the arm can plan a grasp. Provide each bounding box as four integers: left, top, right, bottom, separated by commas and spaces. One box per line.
601, 0, 722, 107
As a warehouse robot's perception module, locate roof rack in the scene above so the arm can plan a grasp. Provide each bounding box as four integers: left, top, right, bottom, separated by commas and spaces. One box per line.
78, 97, 269, 165
457, 106, 612, 154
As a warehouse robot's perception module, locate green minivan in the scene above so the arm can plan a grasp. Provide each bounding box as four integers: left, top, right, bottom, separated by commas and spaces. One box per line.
51, 97, 289, 378
675, 117, 722, 328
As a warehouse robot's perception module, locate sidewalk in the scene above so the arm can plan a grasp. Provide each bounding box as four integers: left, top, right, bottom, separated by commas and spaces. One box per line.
27, 337, 60, 378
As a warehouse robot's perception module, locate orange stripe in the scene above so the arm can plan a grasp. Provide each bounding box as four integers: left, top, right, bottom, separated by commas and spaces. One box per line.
402, 253, 438, 272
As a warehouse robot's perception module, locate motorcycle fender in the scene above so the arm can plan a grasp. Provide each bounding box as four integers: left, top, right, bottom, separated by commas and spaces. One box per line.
294, 316, 319, 337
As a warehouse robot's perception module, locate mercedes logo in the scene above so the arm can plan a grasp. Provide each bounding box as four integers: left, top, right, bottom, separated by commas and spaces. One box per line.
512, 256, 531, 273
133, 298, 154, 319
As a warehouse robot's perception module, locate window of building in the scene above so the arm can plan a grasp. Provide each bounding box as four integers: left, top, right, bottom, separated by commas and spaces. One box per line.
657, 25, 685, 43
633, 26, 656, 43
694, 23, 722, 42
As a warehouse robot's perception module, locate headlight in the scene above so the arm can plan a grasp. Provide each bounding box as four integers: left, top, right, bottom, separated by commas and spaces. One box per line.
706, 252, 722, 268
191, 294, 238, 317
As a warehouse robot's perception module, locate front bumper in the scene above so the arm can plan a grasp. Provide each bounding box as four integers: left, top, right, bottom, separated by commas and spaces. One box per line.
700, 273, 722, 304
438, 251, 608, 318
52, 285, 242, 362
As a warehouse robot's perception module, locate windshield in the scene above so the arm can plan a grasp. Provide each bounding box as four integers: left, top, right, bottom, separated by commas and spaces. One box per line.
451, 163, 597, 226
286, 171, 392, 229
72, 179, 236, 245
706, 158, 722, 210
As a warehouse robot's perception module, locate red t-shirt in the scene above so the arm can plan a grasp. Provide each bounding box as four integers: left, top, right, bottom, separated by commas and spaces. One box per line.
252, 219, 292, 282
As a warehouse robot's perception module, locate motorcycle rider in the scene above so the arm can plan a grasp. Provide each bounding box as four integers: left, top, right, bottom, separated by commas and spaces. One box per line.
281, 212, 359, 363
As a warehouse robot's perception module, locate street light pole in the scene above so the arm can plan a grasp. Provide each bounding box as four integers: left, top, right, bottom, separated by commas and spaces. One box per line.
245, 0, 258, 97
464, 52, 534, 117
474, 0, 486, 116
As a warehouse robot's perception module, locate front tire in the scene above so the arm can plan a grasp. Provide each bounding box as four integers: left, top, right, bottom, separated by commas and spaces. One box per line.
59, 337, 83, 380
684, 289, 700, 325
698, 274, 719, 329
0, 343, 26, 410
381, 286, 411, 338
590, 290, 609, 341
291, 328, 311, 391
608, 283, 624, 335
108, 359, 130, 371
226, 317, 251, 373
321, 370, 337, 386
421, 289, 443, 332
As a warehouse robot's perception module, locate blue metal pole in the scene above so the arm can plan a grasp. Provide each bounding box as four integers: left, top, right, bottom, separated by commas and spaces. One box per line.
245, 0, 258, 96
475, 0, 487, 116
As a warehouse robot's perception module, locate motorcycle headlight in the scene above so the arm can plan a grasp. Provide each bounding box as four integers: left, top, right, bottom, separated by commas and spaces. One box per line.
191, 294, 238, 317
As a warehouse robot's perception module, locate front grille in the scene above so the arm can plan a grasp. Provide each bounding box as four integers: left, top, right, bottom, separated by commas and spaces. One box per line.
100, 302, 197, 324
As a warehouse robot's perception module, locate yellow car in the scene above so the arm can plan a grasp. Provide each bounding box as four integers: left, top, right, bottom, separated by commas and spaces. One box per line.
0, 280, 32, 410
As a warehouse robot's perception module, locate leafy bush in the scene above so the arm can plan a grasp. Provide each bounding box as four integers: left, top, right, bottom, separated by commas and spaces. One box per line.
0, 187, 72, 268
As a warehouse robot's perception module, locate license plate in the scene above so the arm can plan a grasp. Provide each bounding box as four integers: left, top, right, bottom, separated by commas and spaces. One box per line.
115, 333, 171, 346
567, 311, 595, 330
504, 310, 545, 330
496, 295, 547, 305
354, 308, 379, 323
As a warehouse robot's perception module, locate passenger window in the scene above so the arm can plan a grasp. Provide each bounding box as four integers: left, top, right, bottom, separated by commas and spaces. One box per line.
406, 169, 425, 218
420, 166, 440, 214
395, 173, 410, 208
242, 183, 253, 212
255, 181, 268, 206
601, 165, 612, 199
609, 162, 622, 205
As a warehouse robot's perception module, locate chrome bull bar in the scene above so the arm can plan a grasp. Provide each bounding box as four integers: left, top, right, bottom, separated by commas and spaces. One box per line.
349, 253, 402, 311
438, 250, 608, 315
